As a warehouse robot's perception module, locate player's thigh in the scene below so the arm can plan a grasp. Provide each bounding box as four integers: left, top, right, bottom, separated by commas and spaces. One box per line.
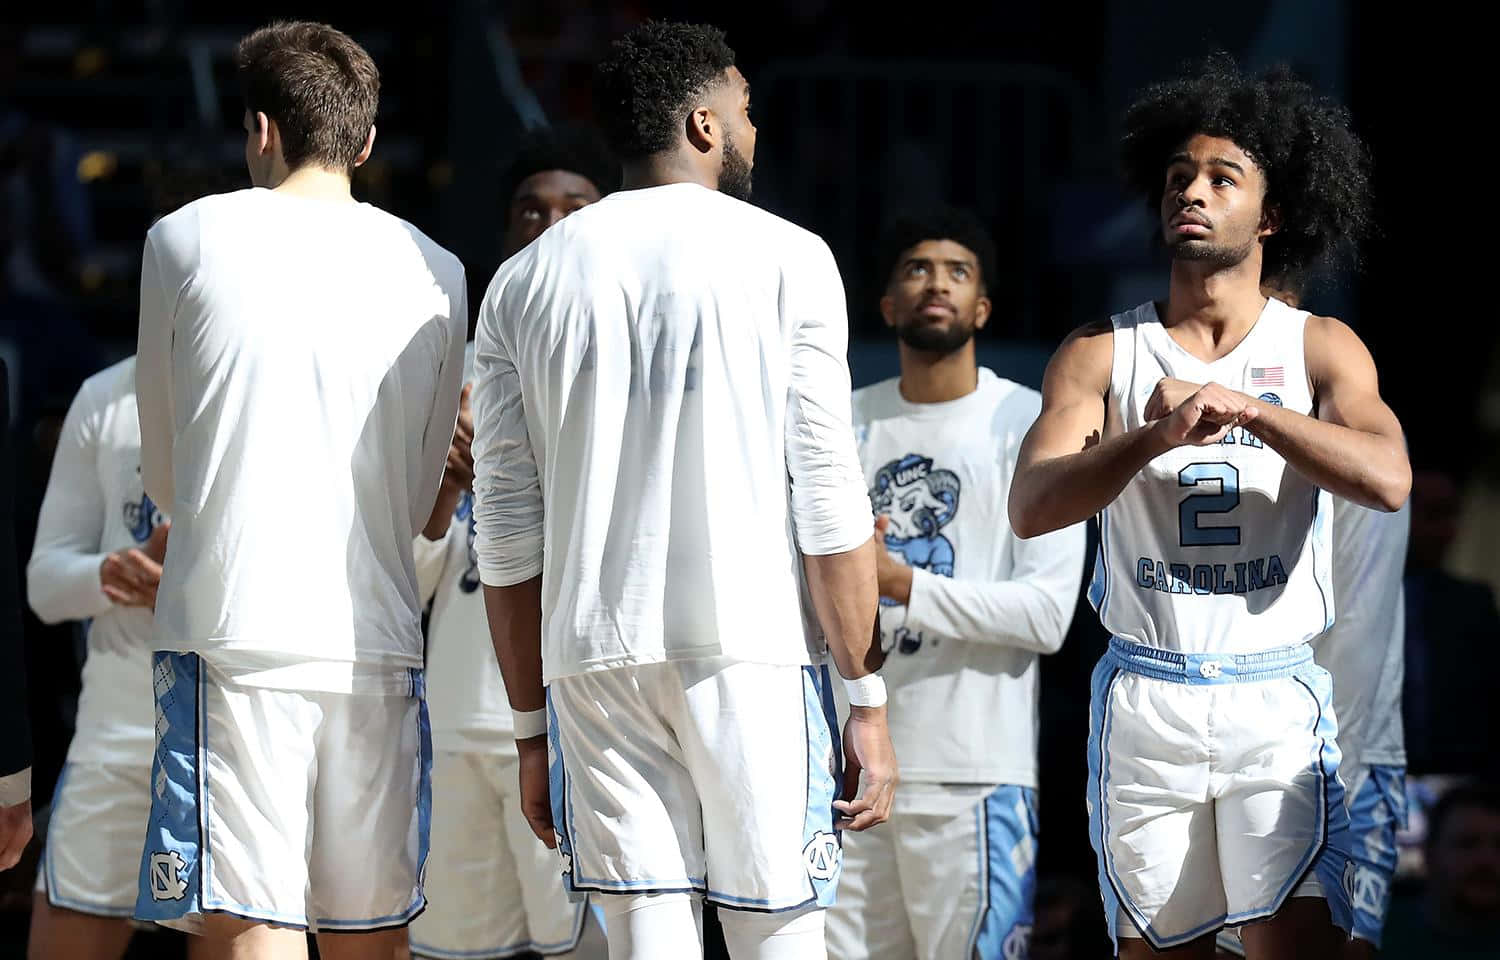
671, 660, 840, 912
309, 688, 427, 929
39, 762, 149, 918
1238, 896, 1342, 960
1214, 671, 1351, 927
26, 891, 135, 960
900, 786, 1039, 960
825, 811, 911, 960
410, 750, 530, 959
497, 751, 589, 955
549, 665, 703, 893
1090, 665, 1223, 948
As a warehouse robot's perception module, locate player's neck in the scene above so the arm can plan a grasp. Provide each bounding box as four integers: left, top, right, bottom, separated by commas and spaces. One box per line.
272, 165, 357, 203
620, 154, 718, 192
1163, 258, 1268, 346
897, 342, 979, 404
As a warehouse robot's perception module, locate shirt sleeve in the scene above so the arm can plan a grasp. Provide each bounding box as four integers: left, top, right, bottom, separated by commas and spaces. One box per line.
413, 278, 467, 539
412, 527, 452, 606
785, 238, 872, 556
136, 230, 176, 507
0, 768, 30, 806
471, 269, 545, 587
26, 377, 112, 624
898, 518, 1084, 653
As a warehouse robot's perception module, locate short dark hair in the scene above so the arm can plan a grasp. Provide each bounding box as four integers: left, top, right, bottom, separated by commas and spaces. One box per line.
500, 125, 620, 215
876, 207, 999, 294
593, 21, 736, 161
1120, 53, 1373, 284
1426, 783, 1500, 851
235, 21, 379, 174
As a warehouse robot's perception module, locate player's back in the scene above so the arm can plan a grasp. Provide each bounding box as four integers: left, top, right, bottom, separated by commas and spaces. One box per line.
478, 182, 864, 680
1093, 298, 1333, 654
144, 188, 466, 672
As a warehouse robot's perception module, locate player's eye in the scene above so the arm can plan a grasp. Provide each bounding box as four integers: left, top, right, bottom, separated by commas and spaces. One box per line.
951, 266, 970, 282
520, 207, 542, 221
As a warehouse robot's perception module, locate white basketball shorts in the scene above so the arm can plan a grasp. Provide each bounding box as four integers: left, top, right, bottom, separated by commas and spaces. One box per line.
547, 658, 842, 912
1087, 637, 1355, 951
134, 652, 432, 933
36, 762, 150, 917
409, 749, 588, 958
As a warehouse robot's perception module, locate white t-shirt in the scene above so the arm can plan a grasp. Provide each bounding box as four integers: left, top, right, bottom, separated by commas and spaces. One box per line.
471, 182, 871, 683
853, 370, 1084, 789
415, 343, 514, 752
1094, 299, 1334, 654
1312, 498, 1410, 769
27, 357, 162, 765
136, 189, 467, 691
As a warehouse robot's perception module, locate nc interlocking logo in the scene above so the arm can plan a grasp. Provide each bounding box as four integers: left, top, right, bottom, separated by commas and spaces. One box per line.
558, 849, 572, 877
1003, 923, 1032, 960
1349, 863, 1388, 915
149, 851, 188, 901
802, 832, 840, 882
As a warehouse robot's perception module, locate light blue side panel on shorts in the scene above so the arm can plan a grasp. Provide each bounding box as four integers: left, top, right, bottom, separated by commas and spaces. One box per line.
970, 785, 1040, 959
545, 688, 584, 902
1295, 665, 1355, 940
1085, 655, 1125, 953
800, 663, 843, 909
1345, 765, 1405, 945
134, 652, 204, 924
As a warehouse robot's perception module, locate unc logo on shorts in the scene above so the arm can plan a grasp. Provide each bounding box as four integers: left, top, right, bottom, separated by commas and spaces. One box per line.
1198, 660, 1222, 679
1349, 863, 1388, 916
149, 851, 188, 901
1003, 923, 1032, 960
558, 849, 573, 878
802, 831, 840, 882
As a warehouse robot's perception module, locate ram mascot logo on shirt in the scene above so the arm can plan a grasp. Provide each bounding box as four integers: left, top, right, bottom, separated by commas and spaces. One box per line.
869, 454, 961, 653
455, 490, 481, 593
125, 467, 165, 543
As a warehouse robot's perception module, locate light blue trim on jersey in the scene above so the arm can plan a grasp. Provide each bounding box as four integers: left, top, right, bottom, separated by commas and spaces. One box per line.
1105, 636, 1313, 684
41, 764, 138, 918
968, 784, 1039, 959
1087, 652, 1356, 951
1343, 764, 1405, 946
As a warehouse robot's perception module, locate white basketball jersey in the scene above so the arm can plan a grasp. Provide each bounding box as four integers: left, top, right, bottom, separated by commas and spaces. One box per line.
1090, 298, 1334, 654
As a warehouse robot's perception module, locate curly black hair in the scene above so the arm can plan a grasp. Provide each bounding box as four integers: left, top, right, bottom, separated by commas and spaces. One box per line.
1120, 53, 1373, 284
593, 21, 736, 161
500, 125, 620, 214
875, 207, 999, 294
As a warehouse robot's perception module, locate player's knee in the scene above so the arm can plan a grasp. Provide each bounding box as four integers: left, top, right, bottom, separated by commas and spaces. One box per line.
718, 905, 826, 960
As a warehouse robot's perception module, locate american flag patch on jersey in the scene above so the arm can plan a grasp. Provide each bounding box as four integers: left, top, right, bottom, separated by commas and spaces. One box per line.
1250, 366, 1284, 387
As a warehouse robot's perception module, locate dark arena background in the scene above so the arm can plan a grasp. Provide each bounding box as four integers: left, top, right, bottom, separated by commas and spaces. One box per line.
2, 2, 1494, 958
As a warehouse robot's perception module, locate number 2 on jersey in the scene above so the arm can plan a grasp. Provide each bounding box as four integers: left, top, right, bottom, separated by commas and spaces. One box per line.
1178, 463, 1240, 547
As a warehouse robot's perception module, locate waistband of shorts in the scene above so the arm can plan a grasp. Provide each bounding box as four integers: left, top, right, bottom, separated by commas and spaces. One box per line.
1105, 636, 1313, 684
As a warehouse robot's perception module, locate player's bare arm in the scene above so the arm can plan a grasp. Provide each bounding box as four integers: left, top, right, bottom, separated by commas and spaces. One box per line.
803, 538, 896, 831
1011, 322, 1251, 539
422, 384, 473, 541
483, 576, 552, 847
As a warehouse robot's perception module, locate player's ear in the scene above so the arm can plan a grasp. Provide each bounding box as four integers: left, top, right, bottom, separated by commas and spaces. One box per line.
973, 292, 992, 331
353, 125, 376, 169
254, 111, 274, 156
685, 106, 715, 154
879, 293, 896, 329
1259, 202, 1282, 238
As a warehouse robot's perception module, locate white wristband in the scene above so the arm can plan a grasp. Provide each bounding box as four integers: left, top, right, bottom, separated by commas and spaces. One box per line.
842, 673, 887, 708
512, 707, 548, 740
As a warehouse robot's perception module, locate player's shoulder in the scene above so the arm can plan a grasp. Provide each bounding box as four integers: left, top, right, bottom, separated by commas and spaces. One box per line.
980, 369, 1042, 413
851, 376, 902, 421
146, 188, 256, 246
75, 355, 138, 410
363, 206, 466, 285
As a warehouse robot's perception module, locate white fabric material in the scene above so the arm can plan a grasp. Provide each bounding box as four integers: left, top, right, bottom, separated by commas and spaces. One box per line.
841, 673, 886, 708
719, 906, 827, 960
152, 665, 427, 932
27, 357, 159, 765
599, 893, 702, 960
416, 342, 518, 747
136, 188, 466, 688
548, 658, 836, 910
409, 750, 586, 959
1312, 499, 1410, 768
852, 371, 1084, 786
37, 762, 148, 915
0, 769, 28, 806
1096, 298, 1333, 654
470, 182, 871, 682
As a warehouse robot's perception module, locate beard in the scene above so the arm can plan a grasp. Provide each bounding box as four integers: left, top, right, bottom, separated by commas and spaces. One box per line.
1167, 231, 1256, 269
896, 317, 976, 355
718, 131, 753, 201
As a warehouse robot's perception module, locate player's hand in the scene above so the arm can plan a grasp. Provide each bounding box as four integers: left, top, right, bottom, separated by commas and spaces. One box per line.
1142, 377, 1202, 422
442, 384, 475, 491
1151, 382, 1258, 448
0, 800, 32, 871
100, 521, 170, 610
871, 518, 912, 605
834, 704, 897, 831
516, 735, 556, 849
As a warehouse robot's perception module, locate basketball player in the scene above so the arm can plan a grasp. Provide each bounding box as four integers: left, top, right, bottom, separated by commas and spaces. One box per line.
826, 208, 1085, 960
470, 21, 896, 960
132, 21, 466, 960
1009, 56, 1410, 959
0, 357, 32, 873
409, 126, 616, 960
